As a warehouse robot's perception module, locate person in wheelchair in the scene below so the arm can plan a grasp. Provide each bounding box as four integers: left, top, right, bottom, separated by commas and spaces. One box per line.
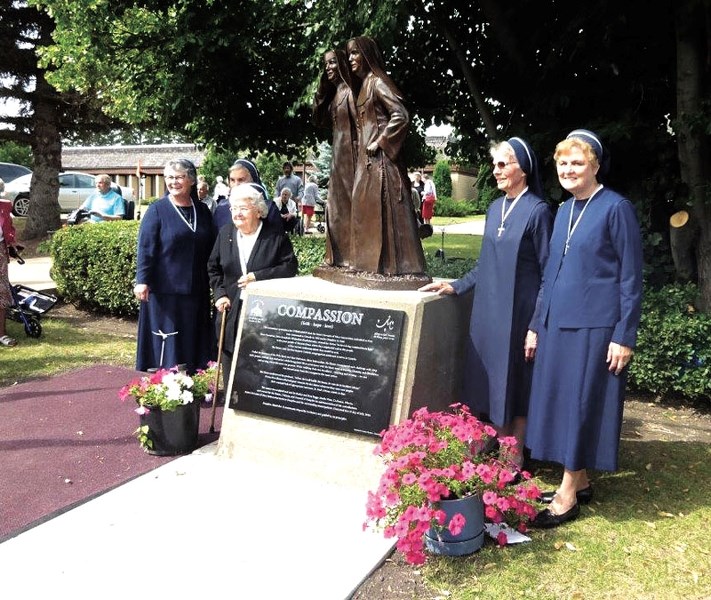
276, 188, 299, 234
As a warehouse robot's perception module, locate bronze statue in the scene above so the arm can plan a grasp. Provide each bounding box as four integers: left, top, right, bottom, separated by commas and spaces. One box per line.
314, 37, 430, 290
313, 49, 355, 268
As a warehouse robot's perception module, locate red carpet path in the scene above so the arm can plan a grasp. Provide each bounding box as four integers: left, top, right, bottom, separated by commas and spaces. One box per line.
0, 365, 222, 541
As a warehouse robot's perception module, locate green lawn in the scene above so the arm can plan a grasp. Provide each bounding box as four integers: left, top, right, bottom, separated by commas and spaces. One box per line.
0, 316, 135, 387
422, 216, 484, 261
421, 441, 711, 599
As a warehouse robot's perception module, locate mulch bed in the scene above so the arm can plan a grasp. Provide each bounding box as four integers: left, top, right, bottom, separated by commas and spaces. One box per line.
0, 365, 222, 541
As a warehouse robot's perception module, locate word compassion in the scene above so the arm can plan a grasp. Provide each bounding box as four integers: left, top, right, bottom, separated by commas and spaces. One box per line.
277, 304, 364, 326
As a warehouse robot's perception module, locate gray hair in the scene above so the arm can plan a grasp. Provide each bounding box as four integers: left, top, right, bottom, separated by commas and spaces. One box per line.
164, 158, 197, 183
96, 173, 112, 185
229, 183, 268, 218
308, 175, 318, 184
490, 141, 516, 162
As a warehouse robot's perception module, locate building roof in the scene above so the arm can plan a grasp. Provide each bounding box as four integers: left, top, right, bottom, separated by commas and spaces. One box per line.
62, 144, 206, 175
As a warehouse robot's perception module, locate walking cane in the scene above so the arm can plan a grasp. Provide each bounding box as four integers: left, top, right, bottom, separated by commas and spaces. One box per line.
209, 308, 228, 433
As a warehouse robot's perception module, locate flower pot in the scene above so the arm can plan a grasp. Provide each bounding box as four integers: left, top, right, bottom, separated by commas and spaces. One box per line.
424, 494, 485, 556
139, 401, 200, 456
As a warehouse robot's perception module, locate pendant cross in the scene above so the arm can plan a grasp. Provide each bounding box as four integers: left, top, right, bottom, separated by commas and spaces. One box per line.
497, 225, 505, 237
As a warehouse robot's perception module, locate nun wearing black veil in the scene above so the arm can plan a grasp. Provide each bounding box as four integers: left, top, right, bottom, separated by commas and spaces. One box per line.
213, 158, 283, 233
420, 137, 553, 467
134, 158, 215, 373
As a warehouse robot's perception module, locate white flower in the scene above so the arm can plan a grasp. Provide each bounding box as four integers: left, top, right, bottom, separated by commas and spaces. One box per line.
180, 390, 194, 405
164, 381, 182, 401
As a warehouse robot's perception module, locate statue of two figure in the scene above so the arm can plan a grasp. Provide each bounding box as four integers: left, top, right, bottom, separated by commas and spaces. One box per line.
312, 36, 431, 291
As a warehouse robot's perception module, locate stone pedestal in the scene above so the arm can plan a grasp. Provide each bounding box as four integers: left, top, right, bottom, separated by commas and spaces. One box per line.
217, 276, 472, 455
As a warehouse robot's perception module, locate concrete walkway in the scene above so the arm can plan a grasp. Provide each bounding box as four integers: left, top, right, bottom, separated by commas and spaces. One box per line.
435, 218, 485, 235
8, 255, 54, 292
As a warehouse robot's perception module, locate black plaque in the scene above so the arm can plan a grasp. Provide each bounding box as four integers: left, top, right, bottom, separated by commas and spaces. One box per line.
231, 295, 405, 436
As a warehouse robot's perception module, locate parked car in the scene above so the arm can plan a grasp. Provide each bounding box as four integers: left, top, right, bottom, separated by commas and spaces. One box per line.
0, 162, 32, 184
6, 171, 135, 217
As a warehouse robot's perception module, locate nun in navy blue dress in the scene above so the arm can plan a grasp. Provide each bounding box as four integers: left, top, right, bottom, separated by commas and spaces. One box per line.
527, 130, 643, 529
420, 137, 552, 466
134, 158, 215, 374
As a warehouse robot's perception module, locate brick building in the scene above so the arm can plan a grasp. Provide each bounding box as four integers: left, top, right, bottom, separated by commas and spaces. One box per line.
62, 144, 206, 203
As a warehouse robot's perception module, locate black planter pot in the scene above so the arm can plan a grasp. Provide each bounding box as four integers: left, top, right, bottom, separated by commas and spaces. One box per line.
139, 401, 200, 456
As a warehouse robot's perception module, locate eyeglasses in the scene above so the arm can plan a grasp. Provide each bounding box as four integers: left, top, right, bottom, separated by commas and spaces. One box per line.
230, 205, 254, 213
165, 174, 187, 182
493, 161, 518, 170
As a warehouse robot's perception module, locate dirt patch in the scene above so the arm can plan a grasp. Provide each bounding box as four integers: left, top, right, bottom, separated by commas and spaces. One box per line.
48, 299, 137, 339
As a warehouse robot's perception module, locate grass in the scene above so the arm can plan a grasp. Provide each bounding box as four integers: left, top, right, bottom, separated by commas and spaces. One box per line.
423, 215, 483, 261
421, 441, 711, 599
0, 316, 135, 387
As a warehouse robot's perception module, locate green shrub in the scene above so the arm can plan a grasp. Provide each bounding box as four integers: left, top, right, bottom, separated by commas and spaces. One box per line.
425, 254, 476, 279
289, 235, 326, 275
628, 282, 711, 403
432, 159, 452, 197
471, 162, 499, 215
50, 221, 140, 316
433, 196, 477, 217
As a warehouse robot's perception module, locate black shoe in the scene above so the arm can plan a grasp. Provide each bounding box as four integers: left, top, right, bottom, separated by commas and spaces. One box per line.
539, 485, 593, 505
530, 503, 580, 529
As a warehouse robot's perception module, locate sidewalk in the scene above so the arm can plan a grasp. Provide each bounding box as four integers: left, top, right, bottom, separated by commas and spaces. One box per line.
7, 255, 54, 293
436, 219, 485, 235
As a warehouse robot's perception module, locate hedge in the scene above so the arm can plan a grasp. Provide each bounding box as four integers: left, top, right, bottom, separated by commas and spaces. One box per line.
628, 282, 711, 404
50, 221, 139, 316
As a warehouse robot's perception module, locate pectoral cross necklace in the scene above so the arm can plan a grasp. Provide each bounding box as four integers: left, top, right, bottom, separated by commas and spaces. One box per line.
498, 186, 528, 237
565, 184, 603, 254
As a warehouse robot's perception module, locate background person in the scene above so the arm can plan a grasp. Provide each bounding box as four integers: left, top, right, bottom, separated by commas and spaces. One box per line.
301, 175, 321, 233
134, 158, 215, 373
312, 48, 355, 267
213, 158, 283, 233
197, 180, 217, 214
412, 171, 425, 203
80, 174, 124, 222
213, 175, 230, 201
527, 129, 643, 529
421, 173, 436, 225
275, 161, 304, 207
0, 178, 19, 347
419, 137, 552, 468
276, 187, 298, 234
208, 183, 298, 388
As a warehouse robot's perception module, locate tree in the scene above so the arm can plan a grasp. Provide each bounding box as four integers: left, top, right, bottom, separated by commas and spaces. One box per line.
675, 0, 711, 311
1, 1, 121, 238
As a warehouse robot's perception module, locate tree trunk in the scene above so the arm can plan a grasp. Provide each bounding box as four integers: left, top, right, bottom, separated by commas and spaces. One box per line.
23, 73, 62, 240
675, 0, 711, 311
669, 210, 698, 281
